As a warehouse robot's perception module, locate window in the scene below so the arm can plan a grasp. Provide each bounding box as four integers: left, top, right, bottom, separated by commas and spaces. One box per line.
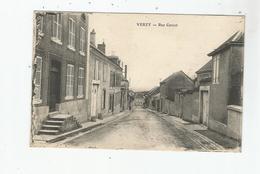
103, 64, 108, 82
34, 56, 42, 103
79, 27, 86, 54
94, 60, 99, 80
110, 71, 116, 87
98, 62, 102, 80
213, 55, 220, 84
78, 67, 84, 98
68, 18, 76, 50
66, 64, 74, 99
52, 14, 62, 43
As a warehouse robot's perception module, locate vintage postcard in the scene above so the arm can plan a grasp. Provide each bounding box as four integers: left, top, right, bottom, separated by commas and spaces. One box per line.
31, 11, 244, 152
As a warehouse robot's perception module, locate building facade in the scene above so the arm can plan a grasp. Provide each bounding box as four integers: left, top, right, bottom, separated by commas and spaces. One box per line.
196, 60, 212, 126
32, 12, 89, 135
160, 71, 195, 117
88, 30, 128, 121
144, 87, 160, 111
207, 31, 244, 139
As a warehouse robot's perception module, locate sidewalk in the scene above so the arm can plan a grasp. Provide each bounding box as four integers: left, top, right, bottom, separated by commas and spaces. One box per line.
148, 109, 240, 151
32, 111, 130, 146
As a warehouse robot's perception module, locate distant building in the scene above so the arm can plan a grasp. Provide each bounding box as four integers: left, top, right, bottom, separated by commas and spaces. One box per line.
32, 12, 89, 135
160, 70, 195, 117
133, 91, 147, 107
144, 87, 160, 111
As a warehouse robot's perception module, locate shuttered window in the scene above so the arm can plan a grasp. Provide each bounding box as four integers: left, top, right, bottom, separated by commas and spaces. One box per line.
213, 55, 220, 84
34, 56, 42, 103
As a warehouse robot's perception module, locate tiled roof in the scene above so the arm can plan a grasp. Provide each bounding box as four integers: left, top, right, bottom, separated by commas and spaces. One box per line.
196, 60, 212, 74
208, 31, 244, 56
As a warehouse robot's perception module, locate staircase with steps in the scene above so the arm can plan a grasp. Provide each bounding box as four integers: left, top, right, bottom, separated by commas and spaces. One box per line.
38, 112, 82, 135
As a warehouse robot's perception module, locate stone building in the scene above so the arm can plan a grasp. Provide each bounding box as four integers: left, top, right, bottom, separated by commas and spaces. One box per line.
32, 12, 89, 135
144, 87, 160, 111
160, 71, 195, 117
207, 31, 244, 140
195, 60, 212, 125
88, 29, 128, 121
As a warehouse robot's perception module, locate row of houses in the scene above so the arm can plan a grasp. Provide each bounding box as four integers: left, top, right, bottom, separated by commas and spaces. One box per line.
144, 31, 244, 141
32, 12, 130, 137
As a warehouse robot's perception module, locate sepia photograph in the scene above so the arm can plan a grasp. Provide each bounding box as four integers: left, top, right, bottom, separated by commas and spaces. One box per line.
31, 11, 244, 152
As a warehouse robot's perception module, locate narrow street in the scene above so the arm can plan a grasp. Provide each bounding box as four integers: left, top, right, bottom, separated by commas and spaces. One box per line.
65, 106, 224, 151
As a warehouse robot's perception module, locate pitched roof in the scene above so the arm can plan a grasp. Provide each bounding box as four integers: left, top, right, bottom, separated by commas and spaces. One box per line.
161, 70, 194, 84
90, 44, 122, 70
147, 86, 160, 96
208, 31, 244, 56
196, 60, 212, 74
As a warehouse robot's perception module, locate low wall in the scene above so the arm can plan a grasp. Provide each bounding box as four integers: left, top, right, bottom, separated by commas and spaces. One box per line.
58, 99, 89, 123
163, 99, 179, 116
208, 119, 228, 135
227, 105, 242, 141
32, 105, 49, 135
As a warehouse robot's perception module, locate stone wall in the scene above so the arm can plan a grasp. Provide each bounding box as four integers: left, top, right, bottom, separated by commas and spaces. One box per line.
227, 105, 242, 141
31, 105, 49, 135
208, 119, 228, 135
58, 99, 88, 123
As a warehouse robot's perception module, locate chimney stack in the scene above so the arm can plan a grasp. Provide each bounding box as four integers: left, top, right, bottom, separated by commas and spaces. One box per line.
97, 42, 106, 54
124, 65, 128, 79
90, 29, 96, 46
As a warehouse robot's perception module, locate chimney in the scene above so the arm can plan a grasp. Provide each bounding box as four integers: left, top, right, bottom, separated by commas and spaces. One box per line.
90, 29, 96, 46
124, 65, 128, 79
97, 42, 106, 54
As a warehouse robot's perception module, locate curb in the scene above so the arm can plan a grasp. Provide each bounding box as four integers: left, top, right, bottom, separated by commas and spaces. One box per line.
34, 111, 130, 144
47, 123, 104, 143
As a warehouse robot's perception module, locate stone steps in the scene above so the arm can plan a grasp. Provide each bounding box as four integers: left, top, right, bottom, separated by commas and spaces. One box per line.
37, 113, 81, 135
38, 129, 59, 135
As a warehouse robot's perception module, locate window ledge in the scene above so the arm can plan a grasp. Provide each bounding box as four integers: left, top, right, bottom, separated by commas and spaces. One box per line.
65, 96, 74, 100
33, 99, 42, 105
67, 45, 76, 52
92, 80, 100, 84
51, 37, 62, 45
79, 51, 85, 56
77, 95, 84, 99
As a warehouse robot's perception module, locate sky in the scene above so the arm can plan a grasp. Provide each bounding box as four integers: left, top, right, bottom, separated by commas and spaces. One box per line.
89, 13, 244, 92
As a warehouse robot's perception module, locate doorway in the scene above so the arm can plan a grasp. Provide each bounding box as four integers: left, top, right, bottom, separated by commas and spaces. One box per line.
200, 91, 209, 126
49, 60, 61, 112
91, 84, 99, 117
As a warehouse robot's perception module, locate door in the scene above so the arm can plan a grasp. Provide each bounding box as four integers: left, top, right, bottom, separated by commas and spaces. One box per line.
91, 84, 99, 117
109, 94, 114, 112
49, 61, 61, 112
202, 91, 209, 126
